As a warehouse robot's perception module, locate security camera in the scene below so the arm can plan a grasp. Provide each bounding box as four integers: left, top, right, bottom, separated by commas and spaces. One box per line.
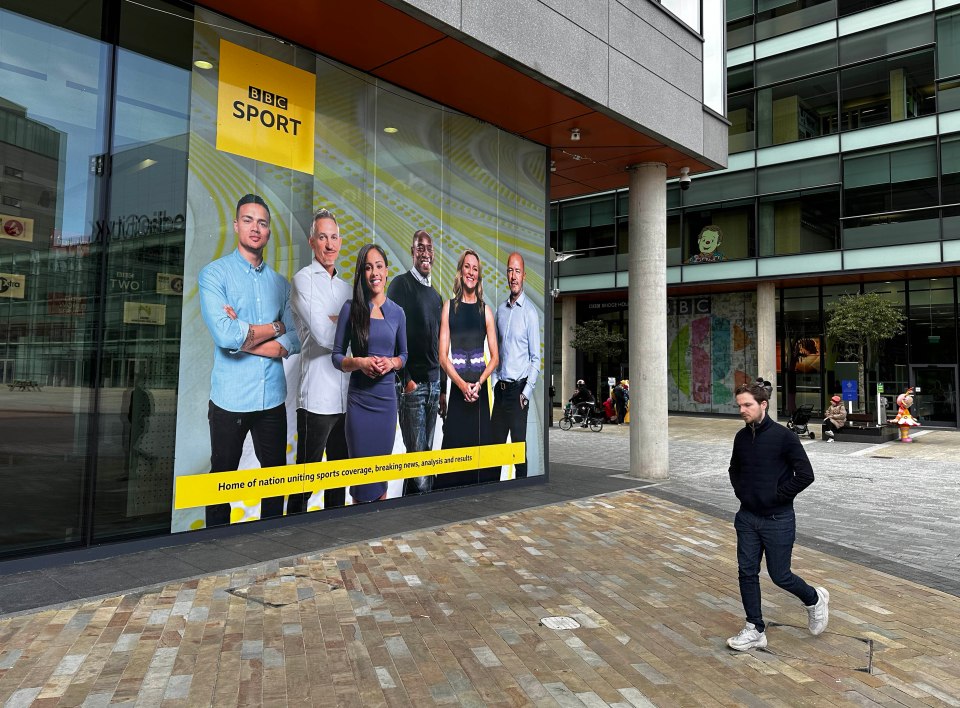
679, 166, 691, 191
570, 128, 581, 141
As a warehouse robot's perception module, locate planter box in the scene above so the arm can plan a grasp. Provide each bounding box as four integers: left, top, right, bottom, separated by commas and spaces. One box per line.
834, 425, 899, 443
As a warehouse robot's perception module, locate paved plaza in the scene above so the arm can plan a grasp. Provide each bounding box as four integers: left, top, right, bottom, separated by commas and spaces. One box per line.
0, 415, 958, 706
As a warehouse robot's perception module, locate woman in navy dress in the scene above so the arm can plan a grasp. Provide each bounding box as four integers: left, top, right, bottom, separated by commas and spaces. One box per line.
332, 243, 407, 503
435, 249, 499, 490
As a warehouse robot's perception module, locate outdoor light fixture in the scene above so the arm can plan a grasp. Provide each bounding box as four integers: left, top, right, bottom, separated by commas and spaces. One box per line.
383, 127, 399, 134
570, 128, 581, 141
193, 60, 213, 70
550, 161, 556, 172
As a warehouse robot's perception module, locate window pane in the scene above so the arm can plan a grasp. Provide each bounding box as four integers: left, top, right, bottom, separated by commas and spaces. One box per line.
727, 0, 755, 21
93, 0, 193, 542
757, 72, 838, 147
840, 49, 936, 131
937, 8, 960, 80
682, 171, 756, 207
942, 135, 960, 205
843, 142, 937, 215
759, 155, 840, 192
683, 203, 755, 262
0, 8, 110, 556
756, 42, 837, 87
839, 16, 933, 66
756, 0, 836, 41
758, 187, 841, 255
837, 0, 898, 17
728, 92, 756, 153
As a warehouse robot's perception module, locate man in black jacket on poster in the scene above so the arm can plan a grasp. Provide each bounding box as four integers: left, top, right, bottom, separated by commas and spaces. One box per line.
726, 381, 830, 651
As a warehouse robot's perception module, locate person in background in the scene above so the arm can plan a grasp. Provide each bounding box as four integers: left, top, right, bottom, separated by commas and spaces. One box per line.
569, 379, 595, 428
822, 394, 846, 442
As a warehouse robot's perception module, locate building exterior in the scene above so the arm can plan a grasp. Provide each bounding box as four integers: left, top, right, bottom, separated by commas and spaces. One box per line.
554, 0, 960, 430
0, 1, 725, 562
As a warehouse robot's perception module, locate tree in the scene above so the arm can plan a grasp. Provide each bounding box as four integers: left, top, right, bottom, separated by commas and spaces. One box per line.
570, 319, 626, 398
825, 293, 905, 413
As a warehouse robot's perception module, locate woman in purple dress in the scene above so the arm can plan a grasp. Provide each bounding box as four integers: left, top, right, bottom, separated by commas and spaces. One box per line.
435, 249, 499, 490
332, 243, 407, 503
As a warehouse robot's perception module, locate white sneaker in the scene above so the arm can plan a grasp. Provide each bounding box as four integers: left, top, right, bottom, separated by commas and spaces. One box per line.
826, 438, 835, 443
806, 587, 830, 635
825, 429, 835, 438
727, 623, 767, 651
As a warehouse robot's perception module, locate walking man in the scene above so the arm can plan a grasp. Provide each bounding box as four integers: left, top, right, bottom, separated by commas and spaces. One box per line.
490, 252, 540, 478
727, 381, 829, 651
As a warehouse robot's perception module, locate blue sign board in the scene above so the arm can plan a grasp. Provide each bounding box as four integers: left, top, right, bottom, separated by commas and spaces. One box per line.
841, 379, 858, 401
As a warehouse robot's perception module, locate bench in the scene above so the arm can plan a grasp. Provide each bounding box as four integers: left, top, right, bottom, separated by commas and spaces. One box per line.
7, 380, 41, 392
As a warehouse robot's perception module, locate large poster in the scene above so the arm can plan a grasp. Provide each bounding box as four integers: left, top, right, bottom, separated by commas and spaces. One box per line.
170, 12, 547, 532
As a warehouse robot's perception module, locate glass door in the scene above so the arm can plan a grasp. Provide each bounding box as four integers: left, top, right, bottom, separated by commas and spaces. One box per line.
910, 365, 958, 427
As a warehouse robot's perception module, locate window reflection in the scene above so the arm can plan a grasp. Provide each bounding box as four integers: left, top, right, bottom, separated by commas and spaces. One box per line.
0, 7, 109, 556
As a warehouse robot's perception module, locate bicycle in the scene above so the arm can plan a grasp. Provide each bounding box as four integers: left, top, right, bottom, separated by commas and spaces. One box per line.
558, 402, 604, 432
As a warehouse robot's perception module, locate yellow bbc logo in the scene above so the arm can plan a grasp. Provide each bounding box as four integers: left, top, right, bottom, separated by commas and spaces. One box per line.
216, 40, 315, 174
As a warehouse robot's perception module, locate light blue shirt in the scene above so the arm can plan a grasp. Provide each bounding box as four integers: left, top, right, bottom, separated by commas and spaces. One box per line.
495, 290, 541, 401
198, 249, 300, 412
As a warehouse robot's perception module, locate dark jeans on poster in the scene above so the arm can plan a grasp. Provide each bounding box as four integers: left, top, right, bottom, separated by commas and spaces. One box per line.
288, 409, 348, 512
398, 379, 440, 495
490, 378, 529, 478
206, 401, 287, 528
734, 508, 818, 633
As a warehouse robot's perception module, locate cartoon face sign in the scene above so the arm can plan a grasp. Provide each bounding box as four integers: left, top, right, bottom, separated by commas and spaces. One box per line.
697, 226, 722, 255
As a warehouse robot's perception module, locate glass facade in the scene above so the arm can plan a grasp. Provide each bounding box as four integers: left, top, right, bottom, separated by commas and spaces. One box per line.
553, 1, 960, 427
0, 2, 548, 559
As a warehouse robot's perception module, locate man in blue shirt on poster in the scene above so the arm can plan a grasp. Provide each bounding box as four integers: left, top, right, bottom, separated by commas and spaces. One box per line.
490, 252, 540, 478
198, 193, 300, 527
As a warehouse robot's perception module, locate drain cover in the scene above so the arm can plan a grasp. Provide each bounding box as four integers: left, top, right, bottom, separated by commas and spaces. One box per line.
540, 616, 580, 630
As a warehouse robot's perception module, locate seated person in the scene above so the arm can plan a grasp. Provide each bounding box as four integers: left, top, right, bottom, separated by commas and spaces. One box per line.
823, 394, 846, 441
569, 379, 595, 427
602, 396, 617, 423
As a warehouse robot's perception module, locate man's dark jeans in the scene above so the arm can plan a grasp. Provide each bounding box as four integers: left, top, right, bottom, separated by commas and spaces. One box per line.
289, 409, 348, 512
490, 378, 529, 478
206, 401, 287, 527
399, 379, 440, 495
735, 508, 818, 633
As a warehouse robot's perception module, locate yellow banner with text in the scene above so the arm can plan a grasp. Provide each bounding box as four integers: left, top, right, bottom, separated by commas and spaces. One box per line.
174, 442, 525, 509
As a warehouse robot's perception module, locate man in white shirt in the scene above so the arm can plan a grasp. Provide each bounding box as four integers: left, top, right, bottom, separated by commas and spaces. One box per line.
289, 208, 352, 511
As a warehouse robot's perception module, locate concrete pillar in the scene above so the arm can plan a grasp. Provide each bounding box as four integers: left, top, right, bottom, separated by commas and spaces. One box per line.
560, 295, 577, 406
628, 163, 668, 480
757, 281, 778, 420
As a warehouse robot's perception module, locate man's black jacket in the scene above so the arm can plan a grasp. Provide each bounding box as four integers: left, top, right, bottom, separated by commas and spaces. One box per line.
728, 413, 814, 516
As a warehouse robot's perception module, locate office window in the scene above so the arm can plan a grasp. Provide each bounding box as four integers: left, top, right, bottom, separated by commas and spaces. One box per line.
938, 8, 960, 111
758, 187, 840, 255
840, 16, 933, 66
729, 92, 756, 152
757, 73, 838, 147
837, 0, 901, 18
667, 211, 682, 266
683, 170, 756, 208
839, 49, 936, 131
683, 201, 755, 263
843, 142, 939, 247
728, 14, 754, 50
757, 41, 837, 87
942, 136, 960, 239
758, 155, 840, 192
755, 0, 836, 42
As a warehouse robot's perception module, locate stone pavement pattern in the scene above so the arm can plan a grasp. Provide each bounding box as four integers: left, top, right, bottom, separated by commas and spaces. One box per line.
2, 491, 960, 706
551, 417, 960, 594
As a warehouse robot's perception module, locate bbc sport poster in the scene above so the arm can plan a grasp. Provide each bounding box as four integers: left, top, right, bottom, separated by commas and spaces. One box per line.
170, 12, 547, 532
